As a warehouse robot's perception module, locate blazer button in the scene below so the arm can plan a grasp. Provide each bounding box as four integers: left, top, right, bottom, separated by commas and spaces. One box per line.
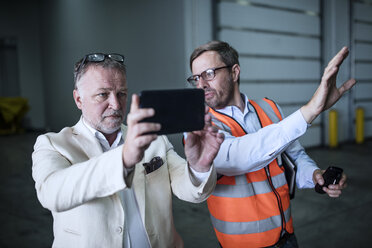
116, 226, 123, 234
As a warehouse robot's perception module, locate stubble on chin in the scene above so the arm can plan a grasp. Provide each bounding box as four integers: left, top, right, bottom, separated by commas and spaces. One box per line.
99, 116, 123, 134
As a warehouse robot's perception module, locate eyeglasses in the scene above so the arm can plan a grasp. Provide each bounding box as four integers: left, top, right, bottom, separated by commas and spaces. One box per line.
187, 65, 232, 86
76, 53, 125, 74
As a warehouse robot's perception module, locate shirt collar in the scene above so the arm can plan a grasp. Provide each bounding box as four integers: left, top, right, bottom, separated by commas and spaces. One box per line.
214, 93, 251, 117
82, 117, 123, 152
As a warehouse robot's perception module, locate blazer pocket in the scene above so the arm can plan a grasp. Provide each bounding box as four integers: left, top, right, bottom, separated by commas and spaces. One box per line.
143, 156, 164, 174
145, 161, 167, 181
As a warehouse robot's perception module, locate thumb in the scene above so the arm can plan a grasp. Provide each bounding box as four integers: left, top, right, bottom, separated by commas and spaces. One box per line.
130, 94, 140, 113
338, 78, 356, 96
313, 169, 324, 185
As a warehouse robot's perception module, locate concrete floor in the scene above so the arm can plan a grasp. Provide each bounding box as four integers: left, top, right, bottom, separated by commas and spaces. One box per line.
1, 132, 371, 248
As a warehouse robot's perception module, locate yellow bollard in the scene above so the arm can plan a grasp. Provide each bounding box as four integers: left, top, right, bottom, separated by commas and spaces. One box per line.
356, 107, 365, 144
329, 110, 338, 148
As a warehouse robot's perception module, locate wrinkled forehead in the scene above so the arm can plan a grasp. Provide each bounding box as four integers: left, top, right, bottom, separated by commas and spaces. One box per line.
77, 66, 127, 95
191, 51, 224, 74
77, 65, 127, 90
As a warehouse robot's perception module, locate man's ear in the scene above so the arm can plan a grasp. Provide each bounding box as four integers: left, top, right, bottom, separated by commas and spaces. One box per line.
73, 89, 83, 110
231, 64, 240, 83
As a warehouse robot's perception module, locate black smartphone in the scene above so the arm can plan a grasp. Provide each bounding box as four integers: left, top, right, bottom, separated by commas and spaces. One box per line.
315, 166, 343, 194
139, 88, 205, 135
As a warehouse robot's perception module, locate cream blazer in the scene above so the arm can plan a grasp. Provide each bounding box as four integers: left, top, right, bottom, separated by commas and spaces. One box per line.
32, 118, 216, 248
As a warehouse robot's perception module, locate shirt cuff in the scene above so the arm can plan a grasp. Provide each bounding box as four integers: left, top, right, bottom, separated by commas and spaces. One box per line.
189, 165, 212, 183
280, 110, 309, 140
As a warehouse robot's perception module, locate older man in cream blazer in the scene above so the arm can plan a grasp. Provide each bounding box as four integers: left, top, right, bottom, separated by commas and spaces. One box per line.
32, 53, 224, 248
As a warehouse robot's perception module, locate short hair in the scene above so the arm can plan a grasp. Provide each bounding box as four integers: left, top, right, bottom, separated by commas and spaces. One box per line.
189, 40, 240, 70
73, 55, 127, 89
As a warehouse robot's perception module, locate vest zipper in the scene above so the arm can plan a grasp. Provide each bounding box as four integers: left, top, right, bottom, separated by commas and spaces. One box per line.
264, 166, 286, 238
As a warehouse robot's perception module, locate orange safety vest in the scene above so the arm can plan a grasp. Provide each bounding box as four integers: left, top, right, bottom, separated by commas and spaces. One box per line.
207, 98, 294, 248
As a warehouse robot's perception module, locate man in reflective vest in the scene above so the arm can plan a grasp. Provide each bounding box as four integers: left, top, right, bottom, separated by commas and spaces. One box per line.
185, 41, 355, 248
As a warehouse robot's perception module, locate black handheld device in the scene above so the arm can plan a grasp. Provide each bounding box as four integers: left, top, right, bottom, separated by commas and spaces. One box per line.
139, 88, 205, 135
315, 166, 343, 194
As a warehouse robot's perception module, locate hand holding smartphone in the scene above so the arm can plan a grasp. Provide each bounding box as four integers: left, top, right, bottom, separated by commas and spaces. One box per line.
315, 166, 343, 194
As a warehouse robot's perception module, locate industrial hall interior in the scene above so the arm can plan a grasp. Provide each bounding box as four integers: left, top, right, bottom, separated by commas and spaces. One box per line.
1, 0, 372, 247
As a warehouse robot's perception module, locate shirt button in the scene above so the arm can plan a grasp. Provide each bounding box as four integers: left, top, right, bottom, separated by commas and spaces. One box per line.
116, 226, 123, 234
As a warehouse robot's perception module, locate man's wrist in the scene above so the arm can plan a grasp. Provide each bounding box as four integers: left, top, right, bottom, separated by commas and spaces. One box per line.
188, 162, 211, 173
300, 104, 317, 124
188, 163, 212, 183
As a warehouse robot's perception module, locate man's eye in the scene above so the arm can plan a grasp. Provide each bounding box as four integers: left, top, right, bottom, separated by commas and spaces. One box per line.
205, 70, 214, 78
97, 93, 108, 98
118, 92, 127, 98
194, 75, 201, 81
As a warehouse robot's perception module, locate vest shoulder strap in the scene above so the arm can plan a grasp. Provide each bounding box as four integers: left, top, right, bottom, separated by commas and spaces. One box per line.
250, 98, 283, 125
208, 107, 246, 137
251, 98, 297, 200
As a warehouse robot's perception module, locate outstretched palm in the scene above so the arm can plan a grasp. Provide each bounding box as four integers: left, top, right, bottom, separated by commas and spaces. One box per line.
304, 47, 356, 123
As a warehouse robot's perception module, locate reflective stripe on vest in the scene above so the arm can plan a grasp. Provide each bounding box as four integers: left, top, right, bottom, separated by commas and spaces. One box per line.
207, 98, 293, 248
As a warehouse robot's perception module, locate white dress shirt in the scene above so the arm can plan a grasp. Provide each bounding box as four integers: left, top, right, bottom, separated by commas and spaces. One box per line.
209, 94, 319, 188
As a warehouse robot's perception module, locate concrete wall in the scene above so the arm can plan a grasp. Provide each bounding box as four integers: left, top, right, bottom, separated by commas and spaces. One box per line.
322, 0, 352, 144
40, 0, 187, 152
2, 0, 368, 150
185, 0, 365, 146
0, 1, 45, 129
1, 0, 188, 152
40, 0, 186, 130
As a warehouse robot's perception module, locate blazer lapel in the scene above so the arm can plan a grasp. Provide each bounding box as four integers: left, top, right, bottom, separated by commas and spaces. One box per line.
120, 125, 147, 223
133, 163, 147, 223
71, 119, 148, 224
71, 118, 103, 158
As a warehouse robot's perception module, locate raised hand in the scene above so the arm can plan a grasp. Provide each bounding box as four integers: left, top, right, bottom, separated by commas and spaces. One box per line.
301, 46, 356, 124
185, 107, 224, 172
122, 94, 161, 168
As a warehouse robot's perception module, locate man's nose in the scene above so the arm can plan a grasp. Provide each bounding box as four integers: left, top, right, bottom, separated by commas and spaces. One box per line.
108, 94, 121, 109
197, 77, 209, 89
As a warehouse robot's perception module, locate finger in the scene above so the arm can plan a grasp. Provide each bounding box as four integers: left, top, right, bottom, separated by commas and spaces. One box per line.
327, 183, 342, 190
129, 94, 156, 121
338, 173, 348, 187
128, 108, 155, 125
130, 94, 140, 113
313, 169, 324, 185
204, 105, 210, 114
134, 134, 158, 149
133, 122, 161, 136
205, 112, 212, 122
204, 112, 212, 128
327, 46, 349, 68
207, 125, 219, 134
189, 125, 217, 141
338, 78, 356, 95
190, 129, 204, 136
322, 66, 339, 83
217, 132, 225, 143
323, 47, 348, 77
323, 187, 342, 198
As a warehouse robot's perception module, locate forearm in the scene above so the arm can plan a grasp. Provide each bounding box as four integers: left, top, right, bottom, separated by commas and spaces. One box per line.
176, 163, 216, 203
32, 138, 128, 212
214, 110, 308, 176
284, 140, 319, 188
164, 137, 216, 203
300, 104, 320, 124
